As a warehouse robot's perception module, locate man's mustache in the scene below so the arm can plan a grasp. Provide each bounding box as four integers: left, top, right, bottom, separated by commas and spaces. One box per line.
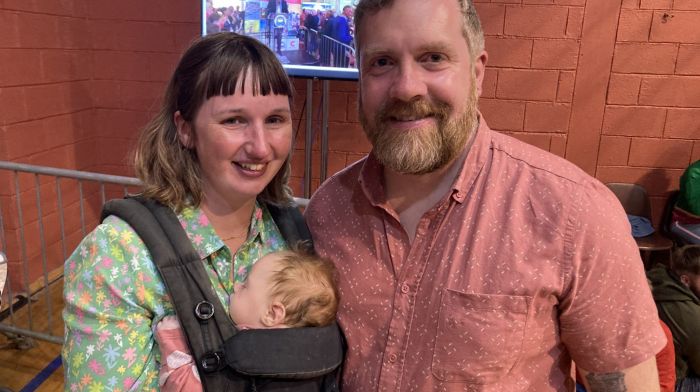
377, 99, 450, 123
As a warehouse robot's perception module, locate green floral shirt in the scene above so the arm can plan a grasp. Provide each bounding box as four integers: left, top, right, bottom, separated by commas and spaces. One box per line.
62, 202, 287, 391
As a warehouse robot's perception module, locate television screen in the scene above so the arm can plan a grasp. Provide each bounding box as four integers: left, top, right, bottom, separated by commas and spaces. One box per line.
203, 0, 359, 80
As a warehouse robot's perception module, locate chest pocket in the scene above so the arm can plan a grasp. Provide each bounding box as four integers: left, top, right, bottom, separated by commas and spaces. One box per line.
431, 290, 531, 384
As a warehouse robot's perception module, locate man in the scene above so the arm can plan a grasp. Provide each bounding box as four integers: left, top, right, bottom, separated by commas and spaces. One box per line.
265, 0, 288, 54
266, 0, 288, 16
331, 5, 353, 67
319, 10, 336, 66
234, 6, 244, 32
648, 246, 700, 390
304, 9, 320, 57
305, 0, 666, 390
222, 6, 236, 32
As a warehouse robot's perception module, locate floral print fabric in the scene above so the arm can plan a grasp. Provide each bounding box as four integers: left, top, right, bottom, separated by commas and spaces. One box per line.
62, 202, 287, 391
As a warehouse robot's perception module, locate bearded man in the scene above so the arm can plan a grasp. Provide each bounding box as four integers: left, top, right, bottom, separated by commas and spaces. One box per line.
305, 0, 666, 390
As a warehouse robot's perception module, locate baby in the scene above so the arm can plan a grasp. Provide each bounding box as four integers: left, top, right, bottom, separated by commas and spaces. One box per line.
154, 249, 339, 391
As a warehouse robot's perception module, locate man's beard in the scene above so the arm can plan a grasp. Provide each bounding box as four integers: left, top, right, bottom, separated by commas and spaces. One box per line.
360, 84, 478, 175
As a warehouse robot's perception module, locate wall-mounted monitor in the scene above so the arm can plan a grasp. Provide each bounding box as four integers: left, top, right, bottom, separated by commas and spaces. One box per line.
203, 0, 359, 80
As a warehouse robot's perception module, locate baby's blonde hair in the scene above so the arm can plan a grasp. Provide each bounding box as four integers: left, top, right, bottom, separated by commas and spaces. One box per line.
269, 248, 339, 327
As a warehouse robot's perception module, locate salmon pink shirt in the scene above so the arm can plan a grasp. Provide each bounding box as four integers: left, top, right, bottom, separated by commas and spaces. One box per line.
305, 119, 665, 391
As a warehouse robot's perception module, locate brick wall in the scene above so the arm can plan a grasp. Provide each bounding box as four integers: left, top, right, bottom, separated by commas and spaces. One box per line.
597, 0, 700, 221
0, 0, 199, 291
1, 0, 699, 290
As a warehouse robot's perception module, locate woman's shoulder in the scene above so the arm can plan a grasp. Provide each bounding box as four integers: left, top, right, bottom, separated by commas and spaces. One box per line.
63, 213, 173, 330
96, 214, 148, 248
65, 214, 151, 276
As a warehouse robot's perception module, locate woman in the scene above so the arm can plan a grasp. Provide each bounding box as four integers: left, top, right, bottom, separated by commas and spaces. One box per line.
63, 33, 298, 391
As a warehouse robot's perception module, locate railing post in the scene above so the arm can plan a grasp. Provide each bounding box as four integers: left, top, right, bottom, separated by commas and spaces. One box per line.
0, 251, 7, 302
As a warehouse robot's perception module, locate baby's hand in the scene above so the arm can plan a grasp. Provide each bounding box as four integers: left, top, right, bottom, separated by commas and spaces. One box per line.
156, 314, 181, 331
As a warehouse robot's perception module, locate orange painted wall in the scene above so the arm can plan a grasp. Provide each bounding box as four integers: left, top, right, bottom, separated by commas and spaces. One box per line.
1, 0, 699, 289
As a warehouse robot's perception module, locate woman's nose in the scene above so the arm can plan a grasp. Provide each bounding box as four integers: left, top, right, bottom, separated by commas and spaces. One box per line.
244, 123, 272, 158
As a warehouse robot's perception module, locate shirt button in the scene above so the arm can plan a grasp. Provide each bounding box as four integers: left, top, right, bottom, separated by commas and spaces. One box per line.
388, 353, 397, 363
400, 284, 410, 294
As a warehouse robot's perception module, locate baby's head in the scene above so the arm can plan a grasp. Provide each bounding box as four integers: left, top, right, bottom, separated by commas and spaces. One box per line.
230, 249, 339, 330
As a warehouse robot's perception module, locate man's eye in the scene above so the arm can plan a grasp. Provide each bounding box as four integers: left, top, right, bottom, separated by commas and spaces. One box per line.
266, 115, 288, 124
424, 53, 446, 63
372, 57, 391, 67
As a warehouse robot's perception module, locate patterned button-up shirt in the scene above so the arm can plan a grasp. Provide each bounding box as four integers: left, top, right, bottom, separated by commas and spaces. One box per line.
305, 119, 665, 391
62, 202, 286, 391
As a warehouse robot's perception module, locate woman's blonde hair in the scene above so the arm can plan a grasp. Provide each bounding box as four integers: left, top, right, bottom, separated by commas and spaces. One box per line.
133, 33, 295, 212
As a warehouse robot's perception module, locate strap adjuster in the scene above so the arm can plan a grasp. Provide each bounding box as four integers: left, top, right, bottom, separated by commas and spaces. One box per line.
200, 351, 225, 373
194, 301, 215, 320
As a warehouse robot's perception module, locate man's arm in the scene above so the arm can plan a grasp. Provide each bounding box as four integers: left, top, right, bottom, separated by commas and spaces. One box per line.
339, 18, 352, 44
578, 357, 660, 392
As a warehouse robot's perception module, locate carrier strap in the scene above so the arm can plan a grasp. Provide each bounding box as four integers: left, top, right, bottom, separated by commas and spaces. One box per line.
100, 197, 337, 391
102, 196, 238, 390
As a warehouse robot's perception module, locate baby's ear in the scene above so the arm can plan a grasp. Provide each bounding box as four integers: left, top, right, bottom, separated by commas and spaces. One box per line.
262, 301, 287, 327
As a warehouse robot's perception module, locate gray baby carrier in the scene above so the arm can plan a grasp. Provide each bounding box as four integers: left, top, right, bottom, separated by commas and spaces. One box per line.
101, 196, 344, 391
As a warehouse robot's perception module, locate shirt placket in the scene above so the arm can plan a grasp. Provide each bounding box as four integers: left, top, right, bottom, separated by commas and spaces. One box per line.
377, 205, 448, 392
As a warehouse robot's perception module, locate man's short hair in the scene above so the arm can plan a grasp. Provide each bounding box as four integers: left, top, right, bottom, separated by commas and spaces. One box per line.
671, 245, 700, 276
353, 0, 484, 60
270, 247, 339, 327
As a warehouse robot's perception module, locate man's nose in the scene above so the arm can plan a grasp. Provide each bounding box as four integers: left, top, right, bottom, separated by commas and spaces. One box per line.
389, 62, 427, 102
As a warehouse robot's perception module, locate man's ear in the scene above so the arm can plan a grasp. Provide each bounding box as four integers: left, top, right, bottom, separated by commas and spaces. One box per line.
473, 50, 488, 97
174, 111, 194, 149
262, 301, 287, 327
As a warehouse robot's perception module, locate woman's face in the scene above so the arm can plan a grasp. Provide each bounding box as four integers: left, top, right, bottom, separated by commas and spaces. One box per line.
177, 76, 292, 208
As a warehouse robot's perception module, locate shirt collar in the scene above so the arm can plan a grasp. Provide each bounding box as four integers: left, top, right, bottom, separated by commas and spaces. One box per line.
357, 114, 492, 206
177, 201, 267, 259
358, 152, 387, 208
450, 116, 491, 204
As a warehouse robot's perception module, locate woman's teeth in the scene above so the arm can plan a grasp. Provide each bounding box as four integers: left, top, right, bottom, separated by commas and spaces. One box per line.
237, 163, 265, 171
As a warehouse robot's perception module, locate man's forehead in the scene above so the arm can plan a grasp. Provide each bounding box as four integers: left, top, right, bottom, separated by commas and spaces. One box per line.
360, 40, 458, 58
356, 0, 460, 48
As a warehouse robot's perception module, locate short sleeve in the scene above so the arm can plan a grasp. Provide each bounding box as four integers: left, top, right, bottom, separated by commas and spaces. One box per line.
558, 180, 666, 372
62, 216, 170, 391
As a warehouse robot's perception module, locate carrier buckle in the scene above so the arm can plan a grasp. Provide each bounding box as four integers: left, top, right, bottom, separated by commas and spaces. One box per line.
200, 351, 225, 373
194, 301, 215, 320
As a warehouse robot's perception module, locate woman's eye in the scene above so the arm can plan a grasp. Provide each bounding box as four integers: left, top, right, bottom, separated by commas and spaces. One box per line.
222, 117, 243, 125
266, 115, 288, 124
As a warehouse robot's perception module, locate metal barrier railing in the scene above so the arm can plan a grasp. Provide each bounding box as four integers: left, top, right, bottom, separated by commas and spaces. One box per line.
304, 28, 320, 59
0, 161, 142, 345
319, 34, 355, 68
0, 161, 309, 346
